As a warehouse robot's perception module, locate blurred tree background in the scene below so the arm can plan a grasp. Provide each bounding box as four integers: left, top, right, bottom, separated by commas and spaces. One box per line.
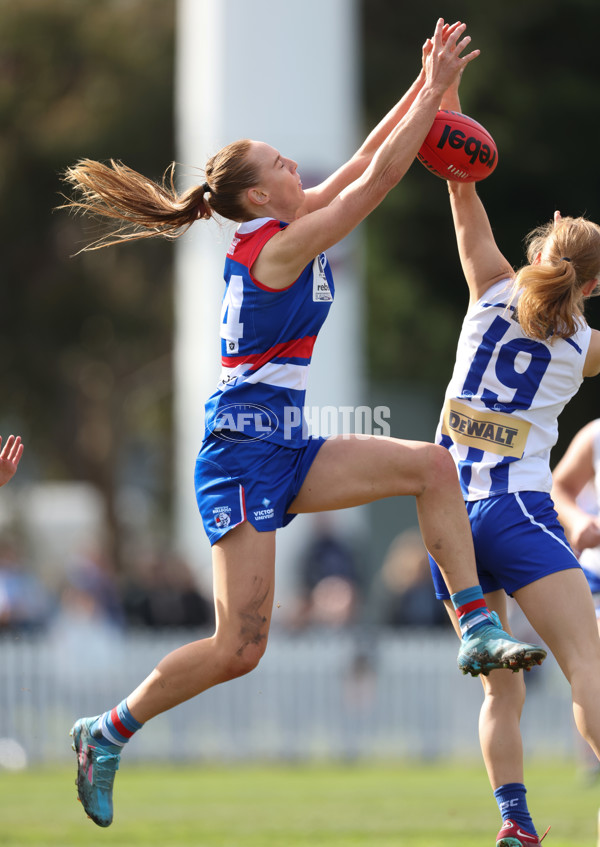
0, 0, 175, 568
1, 0, 600, 574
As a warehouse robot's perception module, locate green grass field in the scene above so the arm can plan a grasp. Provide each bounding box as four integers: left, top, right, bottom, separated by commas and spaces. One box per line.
0, 759, 597, 846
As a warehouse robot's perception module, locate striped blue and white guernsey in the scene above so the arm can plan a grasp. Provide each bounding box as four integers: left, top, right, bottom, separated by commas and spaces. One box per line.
203, 217, 335, 447
435, 278, 592, 500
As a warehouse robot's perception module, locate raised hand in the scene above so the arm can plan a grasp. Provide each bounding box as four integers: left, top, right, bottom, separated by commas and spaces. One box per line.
424, 18, 480, 97
0, 435, 24, 487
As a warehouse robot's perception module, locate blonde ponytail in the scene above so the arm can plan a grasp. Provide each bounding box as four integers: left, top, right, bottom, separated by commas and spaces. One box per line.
510, 216, 600, 341
60, 139, 259, 251
60, 159, 204, 250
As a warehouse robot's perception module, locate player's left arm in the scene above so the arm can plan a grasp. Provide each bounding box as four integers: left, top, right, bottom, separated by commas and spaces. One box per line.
447, 181, 513, 303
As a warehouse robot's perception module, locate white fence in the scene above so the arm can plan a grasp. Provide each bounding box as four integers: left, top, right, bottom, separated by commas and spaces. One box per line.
0, 629, 576, 767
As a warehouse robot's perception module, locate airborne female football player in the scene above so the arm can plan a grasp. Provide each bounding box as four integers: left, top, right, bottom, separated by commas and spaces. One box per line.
60, 21, 543, 829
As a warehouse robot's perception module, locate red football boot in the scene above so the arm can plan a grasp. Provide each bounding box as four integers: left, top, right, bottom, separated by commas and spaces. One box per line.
496, 818, 550, 846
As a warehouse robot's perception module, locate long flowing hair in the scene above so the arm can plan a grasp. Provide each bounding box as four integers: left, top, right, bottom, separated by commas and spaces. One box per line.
60, 139, 258, 250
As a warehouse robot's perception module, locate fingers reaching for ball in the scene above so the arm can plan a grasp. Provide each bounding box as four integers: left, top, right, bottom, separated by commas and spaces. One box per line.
425, 19, 480, 96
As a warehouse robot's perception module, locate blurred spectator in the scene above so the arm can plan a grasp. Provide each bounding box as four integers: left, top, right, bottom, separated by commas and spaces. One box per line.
368, 526, 449, 629
62, 546, 124, 627
287, 514, 362, 629
122, 550, 214, 630
47, 550, 124, 673
0, 536, 51, 632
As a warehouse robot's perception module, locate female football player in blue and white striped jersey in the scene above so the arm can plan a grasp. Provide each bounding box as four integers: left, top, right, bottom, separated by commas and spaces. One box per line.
432, 80, 600, 847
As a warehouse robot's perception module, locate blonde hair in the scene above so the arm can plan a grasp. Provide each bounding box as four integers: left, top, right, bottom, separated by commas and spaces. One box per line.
60, 139, 258, 250
510, 215, 600, 340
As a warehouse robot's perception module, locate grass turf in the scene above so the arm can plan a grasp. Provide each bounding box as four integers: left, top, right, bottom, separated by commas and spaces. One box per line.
0, 759, 597, 846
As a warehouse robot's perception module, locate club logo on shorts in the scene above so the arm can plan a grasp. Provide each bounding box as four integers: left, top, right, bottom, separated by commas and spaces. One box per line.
213, 506, 232, 529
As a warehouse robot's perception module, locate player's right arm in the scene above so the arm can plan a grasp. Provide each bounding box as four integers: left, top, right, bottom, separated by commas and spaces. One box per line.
437, 28, 512, 306
447, 181, 514, 304
438, 40, 513, 306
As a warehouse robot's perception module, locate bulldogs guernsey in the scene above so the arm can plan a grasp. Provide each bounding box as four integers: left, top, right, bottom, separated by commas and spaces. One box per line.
203, 217, 334, 447
436, 277, 592, 500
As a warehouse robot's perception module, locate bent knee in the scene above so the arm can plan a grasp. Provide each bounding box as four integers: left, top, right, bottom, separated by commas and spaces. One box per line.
421, 443, 457, 489
217, 638, 269, 682
482, 671, 527, 706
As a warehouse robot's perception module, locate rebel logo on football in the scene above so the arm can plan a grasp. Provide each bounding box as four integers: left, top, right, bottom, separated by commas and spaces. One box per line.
436, 124, 497, 169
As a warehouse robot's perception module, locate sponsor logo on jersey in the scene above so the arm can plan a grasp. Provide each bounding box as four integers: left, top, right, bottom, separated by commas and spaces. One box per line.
312, 254, 333, 301
208, 403, 279, 441
441, 398, 531, 457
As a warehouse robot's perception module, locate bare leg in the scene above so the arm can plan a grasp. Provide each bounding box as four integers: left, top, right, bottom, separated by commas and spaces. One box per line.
289, 434, 481, 593
289, 435, 545, 676
69, 434, 546, 829
127, 521, 276, 722
444, 593, 527, 789
440, 571, 600, 841
70, 521, 276, 827
515, 568, 600, 761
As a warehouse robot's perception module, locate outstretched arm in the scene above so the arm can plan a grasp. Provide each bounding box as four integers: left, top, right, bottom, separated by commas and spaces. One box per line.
552, 420, 600, 554
255, 19, 480, 288
300, 74, 427, 215
0, 435, 23, 487
447, 181, 513, 303
439, 64, 512, 302
301, 21, 466, 215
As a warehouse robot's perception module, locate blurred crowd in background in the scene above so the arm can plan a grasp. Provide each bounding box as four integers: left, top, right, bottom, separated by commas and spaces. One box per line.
0, 516, 450, 639
0, 535, 213, 637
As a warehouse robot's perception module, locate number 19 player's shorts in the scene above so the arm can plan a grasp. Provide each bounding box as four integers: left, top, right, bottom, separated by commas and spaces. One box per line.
195, 433, 328, 545
429, 490, 581, 599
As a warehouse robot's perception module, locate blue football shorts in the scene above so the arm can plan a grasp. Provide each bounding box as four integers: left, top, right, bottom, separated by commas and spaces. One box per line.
429, 490, 581, 600
195, 433, 328, 545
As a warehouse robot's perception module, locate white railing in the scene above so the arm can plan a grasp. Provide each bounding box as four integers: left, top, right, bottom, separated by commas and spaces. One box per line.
0, 629, 575, 766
